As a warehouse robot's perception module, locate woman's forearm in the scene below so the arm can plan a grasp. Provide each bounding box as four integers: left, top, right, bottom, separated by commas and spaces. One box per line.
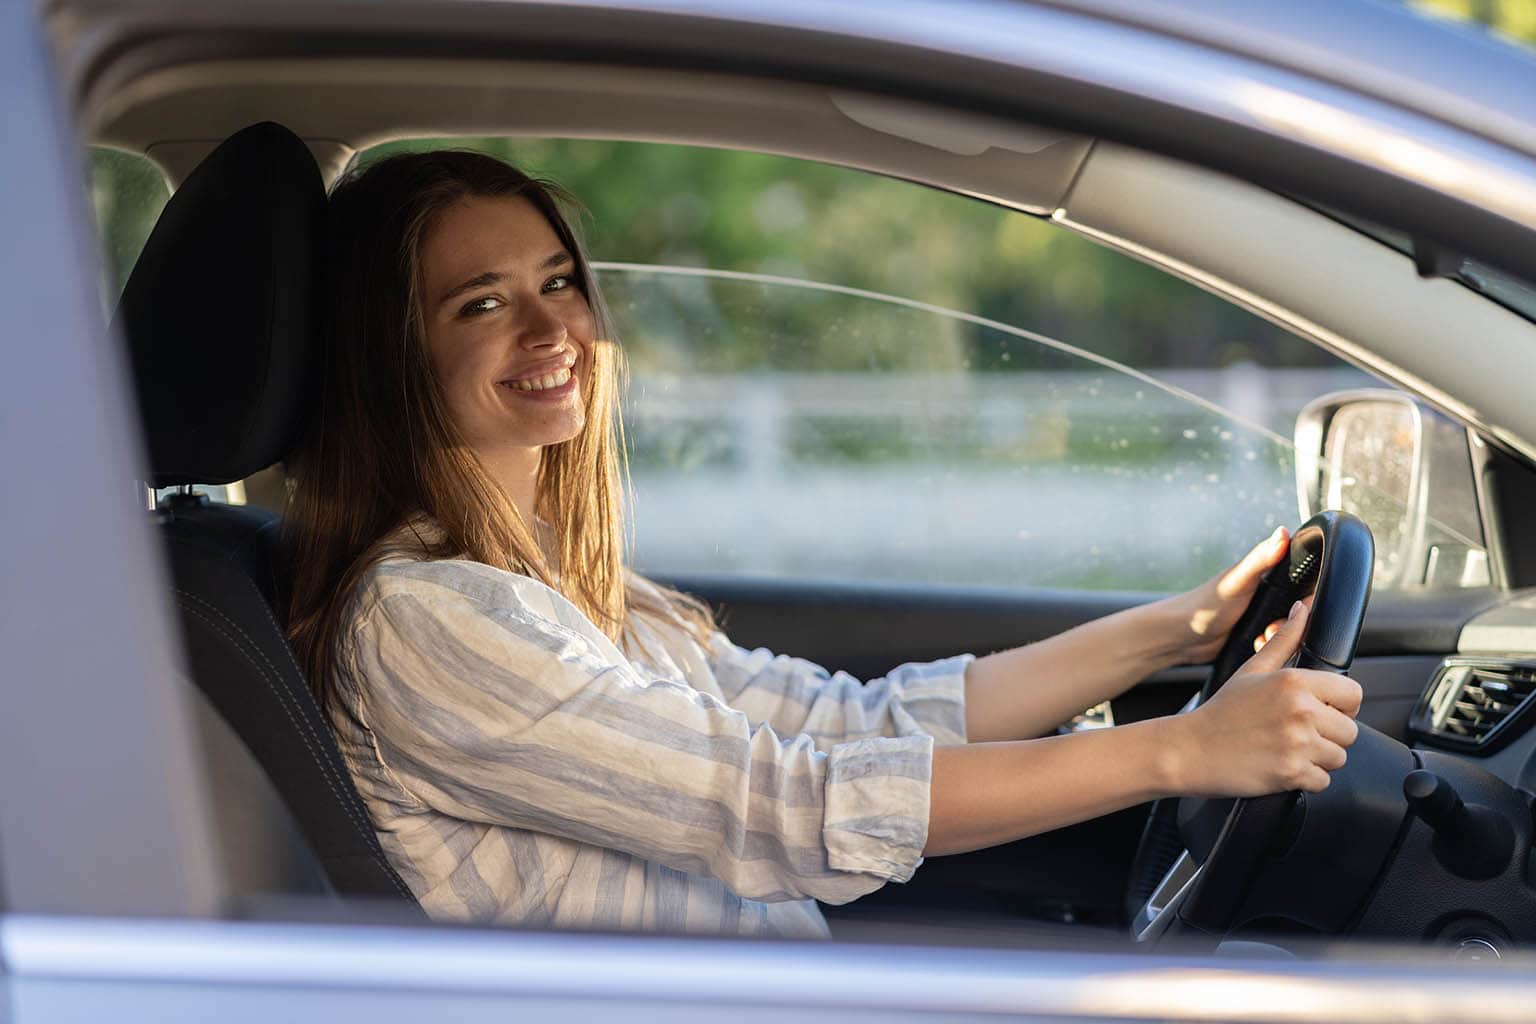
925, 717, 1181, 856
928, 599, 1364, 859
962, 600, 1184, 743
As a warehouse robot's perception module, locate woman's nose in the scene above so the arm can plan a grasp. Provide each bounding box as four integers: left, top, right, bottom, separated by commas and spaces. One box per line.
516, 301, 568, 350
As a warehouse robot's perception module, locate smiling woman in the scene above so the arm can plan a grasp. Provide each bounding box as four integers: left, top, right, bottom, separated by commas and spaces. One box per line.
285, 149, 712, 709
275, 145, 1364, 938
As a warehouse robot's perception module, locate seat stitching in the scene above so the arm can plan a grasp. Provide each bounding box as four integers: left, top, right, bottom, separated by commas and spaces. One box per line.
165, 528, 413, 900
173, 530, 286, 616
178, 598, 412, 901
176, 597, 413, 900
183, 537, 325, 687
175, 590, 364, 826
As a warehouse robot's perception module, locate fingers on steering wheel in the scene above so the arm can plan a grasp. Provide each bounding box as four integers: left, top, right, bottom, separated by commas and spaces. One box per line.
1254, 617, 1286, 653
1313, 737, 1349, 772
1316, 674, 1365, 717
1299, 764, 1333, 793
1315, 705, 1360, 748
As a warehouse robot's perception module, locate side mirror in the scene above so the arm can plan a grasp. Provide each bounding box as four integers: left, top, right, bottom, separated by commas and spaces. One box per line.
1294, 390, 1489, 590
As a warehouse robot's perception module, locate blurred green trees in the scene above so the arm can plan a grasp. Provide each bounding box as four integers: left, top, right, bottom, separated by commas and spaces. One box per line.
360, 137, 1322, 373
91, 147, 170, 303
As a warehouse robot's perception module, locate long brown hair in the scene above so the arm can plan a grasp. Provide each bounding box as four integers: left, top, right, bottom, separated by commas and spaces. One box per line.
286, 149, 713, 707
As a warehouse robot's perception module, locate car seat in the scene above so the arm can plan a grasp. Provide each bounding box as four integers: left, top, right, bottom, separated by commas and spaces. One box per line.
116, 121, 421, 912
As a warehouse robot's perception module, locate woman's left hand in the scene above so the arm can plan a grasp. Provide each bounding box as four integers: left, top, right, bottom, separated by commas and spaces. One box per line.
1160, 526, 1294, 665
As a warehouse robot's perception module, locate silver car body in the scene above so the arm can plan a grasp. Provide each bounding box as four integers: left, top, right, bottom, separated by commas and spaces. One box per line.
6, 0, 1536, 1019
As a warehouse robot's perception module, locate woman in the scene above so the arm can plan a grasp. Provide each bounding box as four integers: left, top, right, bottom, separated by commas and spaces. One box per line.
286, 150, 1361, 938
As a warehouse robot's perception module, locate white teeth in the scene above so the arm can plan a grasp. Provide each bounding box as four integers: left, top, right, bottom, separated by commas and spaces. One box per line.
505, 367, 571, 392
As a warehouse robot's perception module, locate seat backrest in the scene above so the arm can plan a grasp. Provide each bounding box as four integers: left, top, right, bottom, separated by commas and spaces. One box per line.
116, 122, 421, 912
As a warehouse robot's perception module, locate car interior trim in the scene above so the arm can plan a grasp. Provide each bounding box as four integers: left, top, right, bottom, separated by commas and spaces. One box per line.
1459, 591, 1536, 655
86, 58, 1094, 207
55, 2, 1536, 279
1057, 141, 1536, 465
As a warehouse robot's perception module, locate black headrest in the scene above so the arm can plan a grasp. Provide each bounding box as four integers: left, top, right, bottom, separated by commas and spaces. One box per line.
118, 122, 325, 487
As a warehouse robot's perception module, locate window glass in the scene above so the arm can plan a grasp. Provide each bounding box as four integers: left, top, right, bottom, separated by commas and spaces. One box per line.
89, 147, 171, 303
357, 138, 1489, 592
607, 267, 1326, 589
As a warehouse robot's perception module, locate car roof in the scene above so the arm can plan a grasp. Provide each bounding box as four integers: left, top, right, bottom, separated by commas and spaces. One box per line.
1042, 0, 1536, 157
52, 0, 1536, 156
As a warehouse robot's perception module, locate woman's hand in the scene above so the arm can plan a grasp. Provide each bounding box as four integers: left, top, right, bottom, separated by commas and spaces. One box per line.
930, 601, 1363, 855
1167, 600, 1363, 797
1159, 526, 1292, 665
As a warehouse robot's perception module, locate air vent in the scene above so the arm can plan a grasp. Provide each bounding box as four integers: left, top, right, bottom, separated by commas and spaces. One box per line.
1411, 660, 1536, 755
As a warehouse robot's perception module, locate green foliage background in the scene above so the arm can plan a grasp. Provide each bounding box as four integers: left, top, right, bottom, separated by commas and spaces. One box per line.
359, 136, 1324, 374
1414, 0, 1536, 42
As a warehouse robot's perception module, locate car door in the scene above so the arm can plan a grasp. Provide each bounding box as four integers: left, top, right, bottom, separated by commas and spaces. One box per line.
20, 0, 1536, 1017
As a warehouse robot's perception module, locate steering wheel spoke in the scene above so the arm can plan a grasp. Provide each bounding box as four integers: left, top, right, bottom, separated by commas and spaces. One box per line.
1132, 850, 1201, 943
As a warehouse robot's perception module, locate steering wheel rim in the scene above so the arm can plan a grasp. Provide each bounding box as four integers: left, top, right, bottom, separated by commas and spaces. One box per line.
1129, 511, 1374, 945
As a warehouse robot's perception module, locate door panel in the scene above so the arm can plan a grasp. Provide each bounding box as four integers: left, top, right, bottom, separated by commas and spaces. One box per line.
663, 575, 1500, 927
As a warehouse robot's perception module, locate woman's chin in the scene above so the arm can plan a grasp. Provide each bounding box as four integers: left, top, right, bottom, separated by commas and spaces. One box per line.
515, 413, 587, 449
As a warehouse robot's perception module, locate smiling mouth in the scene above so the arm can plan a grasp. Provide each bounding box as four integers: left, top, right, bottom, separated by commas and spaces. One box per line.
499, 367, 573, 392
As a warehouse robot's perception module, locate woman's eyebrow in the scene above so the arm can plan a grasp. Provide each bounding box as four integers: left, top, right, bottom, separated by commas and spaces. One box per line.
437, 252, 574, 309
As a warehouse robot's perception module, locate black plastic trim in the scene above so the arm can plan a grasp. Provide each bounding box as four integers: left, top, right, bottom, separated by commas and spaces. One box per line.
1482, 443, 1536, 590
659, 573, 1502, 681
1408, 657, 1536, 757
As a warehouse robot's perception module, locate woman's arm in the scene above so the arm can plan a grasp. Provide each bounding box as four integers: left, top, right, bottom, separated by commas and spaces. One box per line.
929, 600, 1362, 855
963, 527, 1293, 743
962, 600, 1183, 744
706, 638, 970, 750
348, 560, 939, 905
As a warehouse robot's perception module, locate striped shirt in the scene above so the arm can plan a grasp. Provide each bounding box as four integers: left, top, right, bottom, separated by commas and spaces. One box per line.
328, 550, 971, 938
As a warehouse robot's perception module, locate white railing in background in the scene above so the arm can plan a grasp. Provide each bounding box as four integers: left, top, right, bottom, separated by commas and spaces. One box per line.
624, 365, 1375, 589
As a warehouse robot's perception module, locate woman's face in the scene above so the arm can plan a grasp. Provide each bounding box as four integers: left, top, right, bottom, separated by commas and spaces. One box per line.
418, 193, 596, 460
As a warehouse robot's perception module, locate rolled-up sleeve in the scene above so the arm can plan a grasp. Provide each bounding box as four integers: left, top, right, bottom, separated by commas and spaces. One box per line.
342, 560, 935, 904
706, 636, 971, 752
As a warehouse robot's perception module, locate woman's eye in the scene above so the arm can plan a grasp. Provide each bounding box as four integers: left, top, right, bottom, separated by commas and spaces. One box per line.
459, 296, 502, 317
543, 274, 575, 294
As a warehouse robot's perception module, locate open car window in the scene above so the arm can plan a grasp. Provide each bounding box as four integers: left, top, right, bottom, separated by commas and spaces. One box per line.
345, 137, 1491, 593
86, 138, 1495, 592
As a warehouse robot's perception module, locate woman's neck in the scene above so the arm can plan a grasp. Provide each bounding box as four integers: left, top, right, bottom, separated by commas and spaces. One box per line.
477, 443, 542, 528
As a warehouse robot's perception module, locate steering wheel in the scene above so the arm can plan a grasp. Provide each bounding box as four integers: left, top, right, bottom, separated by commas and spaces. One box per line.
1128, 510, 1375, 947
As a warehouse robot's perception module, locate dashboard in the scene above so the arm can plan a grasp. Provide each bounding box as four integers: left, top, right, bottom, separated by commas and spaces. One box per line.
1415, 590, 1536, 792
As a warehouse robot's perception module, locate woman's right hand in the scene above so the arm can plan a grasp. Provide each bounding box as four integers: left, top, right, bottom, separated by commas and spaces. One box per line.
1169, 600, 1364, 798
